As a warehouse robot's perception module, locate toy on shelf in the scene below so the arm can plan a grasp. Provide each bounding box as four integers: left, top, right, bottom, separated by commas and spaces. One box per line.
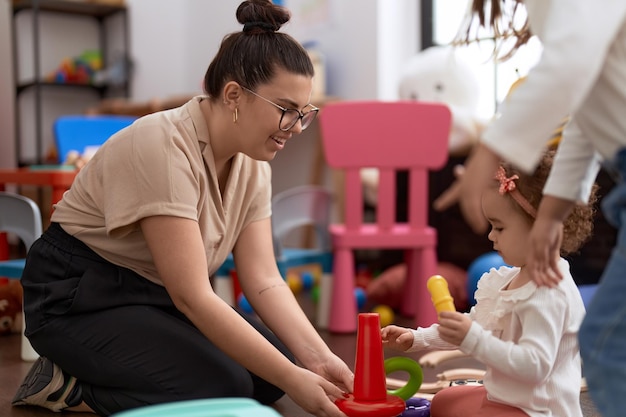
335, 313, 422, 417
426, 275, 456, 317
45, 50, 102, 85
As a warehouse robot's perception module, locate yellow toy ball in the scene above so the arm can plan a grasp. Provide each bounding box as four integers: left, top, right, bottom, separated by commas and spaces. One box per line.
371, 304, 395, 327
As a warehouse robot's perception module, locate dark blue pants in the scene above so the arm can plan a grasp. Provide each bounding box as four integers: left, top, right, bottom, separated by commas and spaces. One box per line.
21, 223, 292, 416
579, 148, 626, 417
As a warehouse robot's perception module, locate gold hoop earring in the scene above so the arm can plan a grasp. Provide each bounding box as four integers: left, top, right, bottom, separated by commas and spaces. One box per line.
233, 107, 238, 123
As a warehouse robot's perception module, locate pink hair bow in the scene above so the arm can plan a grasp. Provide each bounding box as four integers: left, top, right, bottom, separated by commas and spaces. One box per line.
494, 166, 537, 218
495, 167, 520, 195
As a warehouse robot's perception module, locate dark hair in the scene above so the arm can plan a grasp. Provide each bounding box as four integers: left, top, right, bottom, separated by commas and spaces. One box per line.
499, 150, 598, 256
203, 0, 314, 98
454, 0, 531, 61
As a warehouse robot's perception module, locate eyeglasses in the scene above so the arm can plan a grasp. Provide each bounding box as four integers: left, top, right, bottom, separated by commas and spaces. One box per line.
241, 86, 319, 131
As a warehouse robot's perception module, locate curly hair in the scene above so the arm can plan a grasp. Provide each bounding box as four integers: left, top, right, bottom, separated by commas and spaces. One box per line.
499, 150, 597, 256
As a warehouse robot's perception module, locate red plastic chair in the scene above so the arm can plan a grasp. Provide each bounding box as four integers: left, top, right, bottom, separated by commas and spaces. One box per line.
319, 101, 451, 333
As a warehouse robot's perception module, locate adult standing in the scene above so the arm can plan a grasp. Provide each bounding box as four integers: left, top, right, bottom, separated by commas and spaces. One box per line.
434, 2, 626, 416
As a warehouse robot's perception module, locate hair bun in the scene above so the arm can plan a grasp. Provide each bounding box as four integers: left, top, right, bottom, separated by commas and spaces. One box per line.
237, 0, 290, 33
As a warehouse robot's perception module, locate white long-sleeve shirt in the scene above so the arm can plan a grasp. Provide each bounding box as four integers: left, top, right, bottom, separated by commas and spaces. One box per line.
481, 1, 626, 203
408, 258, 585, 417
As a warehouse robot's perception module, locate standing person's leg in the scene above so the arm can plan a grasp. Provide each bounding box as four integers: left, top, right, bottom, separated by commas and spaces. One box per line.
579, 149, 626, 417
579, 221, 626, 417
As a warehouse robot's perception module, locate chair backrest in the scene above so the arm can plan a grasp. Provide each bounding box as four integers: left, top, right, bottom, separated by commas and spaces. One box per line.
0, 192, 43, 251
53, 114, 137, 163
271, 185, 333, 257
319, 100, 451, 230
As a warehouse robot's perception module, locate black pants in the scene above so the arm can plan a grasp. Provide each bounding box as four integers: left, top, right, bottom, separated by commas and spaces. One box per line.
21, 223, 293, 416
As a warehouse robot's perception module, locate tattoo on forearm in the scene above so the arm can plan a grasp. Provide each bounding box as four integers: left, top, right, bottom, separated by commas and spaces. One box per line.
259, 282, 288, 295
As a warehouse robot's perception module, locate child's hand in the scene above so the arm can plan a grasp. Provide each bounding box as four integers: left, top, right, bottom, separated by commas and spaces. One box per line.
436, 311, 471, 346
381, 325, 414, 351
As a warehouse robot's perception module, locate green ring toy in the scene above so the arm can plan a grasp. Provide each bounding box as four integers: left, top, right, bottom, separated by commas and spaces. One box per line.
384, 356, 423, 401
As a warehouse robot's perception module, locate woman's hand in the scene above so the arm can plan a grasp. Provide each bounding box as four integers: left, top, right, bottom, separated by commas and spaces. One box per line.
381, 325, 414, 351
283, 366, 350, 417
307, 352, 354, 394
436, 312, 471, 346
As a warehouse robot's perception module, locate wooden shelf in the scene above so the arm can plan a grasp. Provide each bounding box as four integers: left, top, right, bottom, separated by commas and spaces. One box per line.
16, 80, 108, 95
12, 0, 125, 18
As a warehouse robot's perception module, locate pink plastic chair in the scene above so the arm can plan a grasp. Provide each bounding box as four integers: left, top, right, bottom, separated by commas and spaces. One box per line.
319, 101, 451, 333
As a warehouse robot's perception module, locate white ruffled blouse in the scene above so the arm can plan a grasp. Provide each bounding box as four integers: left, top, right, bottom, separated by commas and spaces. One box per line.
408, 258, 585, 417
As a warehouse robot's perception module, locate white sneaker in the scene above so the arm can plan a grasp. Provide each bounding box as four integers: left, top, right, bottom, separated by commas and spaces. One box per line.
12, 356, 78, 412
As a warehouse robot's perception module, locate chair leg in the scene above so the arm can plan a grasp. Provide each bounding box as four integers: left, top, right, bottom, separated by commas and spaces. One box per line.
402, 248, 438, 328
328, 248, 357, 333
315, 252, 334, 329
316, 271, 333, 329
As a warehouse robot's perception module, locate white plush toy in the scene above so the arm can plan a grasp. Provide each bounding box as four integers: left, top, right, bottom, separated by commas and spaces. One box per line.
398, 45, 484, 153
362, 45, 485, 206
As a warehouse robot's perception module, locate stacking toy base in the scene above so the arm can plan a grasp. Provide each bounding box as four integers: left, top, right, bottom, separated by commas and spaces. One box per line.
335, 394, 406, 417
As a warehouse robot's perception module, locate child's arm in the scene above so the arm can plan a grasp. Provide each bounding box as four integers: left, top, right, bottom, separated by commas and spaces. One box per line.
381, 321, 465, 353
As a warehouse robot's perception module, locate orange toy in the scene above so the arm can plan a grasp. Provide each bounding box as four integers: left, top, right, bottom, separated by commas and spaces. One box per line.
427, 275, 455, 317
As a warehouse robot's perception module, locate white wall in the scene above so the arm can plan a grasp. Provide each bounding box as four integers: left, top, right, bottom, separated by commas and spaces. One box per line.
0, 0, 15, 168
126, 0, 195, 100
126, 0, 419, 101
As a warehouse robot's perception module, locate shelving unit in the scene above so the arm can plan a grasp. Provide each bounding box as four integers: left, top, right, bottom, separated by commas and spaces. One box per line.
11, 0, 130, 165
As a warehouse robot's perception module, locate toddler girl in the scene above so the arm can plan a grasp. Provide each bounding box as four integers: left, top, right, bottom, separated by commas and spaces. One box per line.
382, 151, 596, 417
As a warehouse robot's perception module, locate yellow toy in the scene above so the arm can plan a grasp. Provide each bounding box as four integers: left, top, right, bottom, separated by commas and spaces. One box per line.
426, 275, 456, 316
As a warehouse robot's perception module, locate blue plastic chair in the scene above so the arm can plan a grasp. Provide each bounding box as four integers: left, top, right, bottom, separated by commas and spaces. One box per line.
53, 114, 137, 163
110, 398, 282, 417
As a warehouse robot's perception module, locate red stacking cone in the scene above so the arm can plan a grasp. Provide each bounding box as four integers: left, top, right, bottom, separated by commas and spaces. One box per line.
335, 313, 405, 417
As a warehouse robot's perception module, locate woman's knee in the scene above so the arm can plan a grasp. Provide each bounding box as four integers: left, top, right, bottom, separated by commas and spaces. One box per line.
178, 361, 254, 399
